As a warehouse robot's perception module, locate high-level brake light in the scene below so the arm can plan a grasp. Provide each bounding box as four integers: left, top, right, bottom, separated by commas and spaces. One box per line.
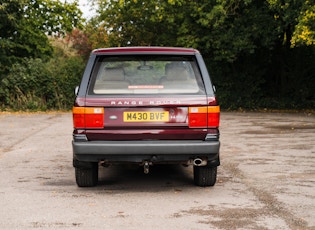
188, 106, 220, 128
73, 107, 104, 128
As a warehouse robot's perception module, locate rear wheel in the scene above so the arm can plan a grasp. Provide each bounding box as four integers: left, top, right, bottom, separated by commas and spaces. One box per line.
193, 165, 217, 187
75, 163, 98, 187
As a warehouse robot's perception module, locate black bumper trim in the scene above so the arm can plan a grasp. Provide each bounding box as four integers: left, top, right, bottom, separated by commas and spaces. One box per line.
72, 140, 220, 163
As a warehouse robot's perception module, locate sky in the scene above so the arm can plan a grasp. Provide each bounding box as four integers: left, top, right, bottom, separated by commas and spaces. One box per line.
67, 0, 96, 19
78, 0, 96, 19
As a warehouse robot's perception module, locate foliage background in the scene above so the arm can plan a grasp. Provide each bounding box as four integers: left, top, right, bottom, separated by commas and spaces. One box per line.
0, 0, 314, 111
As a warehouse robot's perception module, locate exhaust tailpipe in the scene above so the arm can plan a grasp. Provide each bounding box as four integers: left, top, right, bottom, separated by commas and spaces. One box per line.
193, 158, 207, 166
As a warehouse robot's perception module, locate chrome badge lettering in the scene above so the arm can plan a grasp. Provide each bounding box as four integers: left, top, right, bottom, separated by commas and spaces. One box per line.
110, 100, 181, 105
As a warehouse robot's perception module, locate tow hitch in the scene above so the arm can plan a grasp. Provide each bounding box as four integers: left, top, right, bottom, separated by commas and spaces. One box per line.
142, 161, 152, 174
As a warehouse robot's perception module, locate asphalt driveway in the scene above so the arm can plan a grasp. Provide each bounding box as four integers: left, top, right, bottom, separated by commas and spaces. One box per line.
0, 112, 314, 229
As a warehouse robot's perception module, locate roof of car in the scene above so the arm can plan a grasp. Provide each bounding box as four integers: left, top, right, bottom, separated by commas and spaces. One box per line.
92, 47, 199, 55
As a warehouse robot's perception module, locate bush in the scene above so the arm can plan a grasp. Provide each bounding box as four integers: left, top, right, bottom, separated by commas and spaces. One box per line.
0, 56, 84, 111
0, 58, 49, 110
206, 47, 315, 110
46, 55, 85, 109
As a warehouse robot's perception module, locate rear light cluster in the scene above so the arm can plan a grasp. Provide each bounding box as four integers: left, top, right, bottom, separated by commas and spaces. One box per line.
73, 105, 219, 129
188, 106, 220, 128
73, 107, 104, 128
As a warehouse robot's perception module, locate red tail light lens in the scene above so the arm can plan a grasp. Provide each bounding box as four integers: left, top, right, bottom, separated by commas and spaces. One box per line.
189, 107, 207, 128
189, 106, 220, 128
73, 107, 104, 129
207, 106, 220, 127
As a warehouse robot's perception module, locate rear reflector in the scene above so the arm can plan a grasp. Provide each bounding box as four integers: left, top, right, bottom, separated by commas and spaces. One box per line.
73, 107, 104, 128
189, 106, 220, 128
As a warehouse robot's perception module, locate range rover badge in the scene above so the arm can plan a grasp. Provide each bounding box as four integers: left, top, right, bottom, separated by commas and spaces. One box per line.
109, 115, 118, 120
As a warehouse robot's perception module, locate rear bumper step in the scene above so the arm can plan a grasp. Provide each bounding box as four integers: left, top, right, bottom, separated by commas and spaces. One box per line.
73, 140, 219, 155
72, 140, 220, 163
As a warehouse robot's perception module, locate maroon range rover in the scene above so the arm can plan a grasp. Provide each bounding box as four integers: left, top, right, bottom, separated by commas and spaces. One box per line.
72, 47, 220, 187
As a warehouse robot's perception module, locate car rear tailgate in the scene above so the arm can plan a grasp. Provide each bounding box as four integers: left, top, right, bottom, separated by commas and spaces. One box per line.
73, 96, 219, 141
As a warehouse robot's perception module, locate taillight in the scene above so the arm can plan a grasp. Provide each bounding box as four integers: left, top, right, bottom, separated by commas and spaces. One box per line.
207, 106, 220, 127
189, 106, 220, 128
73, 107, 104, 129
189, 107, 207, 127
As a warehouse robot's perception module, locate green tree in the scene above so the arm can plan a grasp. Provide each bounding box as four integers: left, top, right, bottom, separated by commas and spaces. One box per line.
291, 0, 315, 46
94, 0, 182, 47
89, 0, 315, 109
92, 0, 277, 61
0, 0, 24, 71
0, 0, 84, 110
0, 0, 83, 72
176, 1, 277, 62
92, 0, 315, 58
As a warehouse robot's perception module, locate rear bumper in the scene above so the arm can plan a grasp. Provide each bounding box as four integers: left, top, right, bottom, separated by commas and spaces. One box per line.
72, 140, 220, 164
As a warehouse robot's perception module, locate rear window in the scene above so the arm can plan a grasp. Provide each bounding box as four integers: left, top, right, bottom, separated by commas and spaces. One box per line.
88, 55, 205, 95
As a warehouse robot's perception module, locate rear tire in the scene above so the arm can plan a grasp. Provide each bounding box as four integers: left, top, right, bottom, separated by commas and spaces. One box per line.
194, 165, 217, 187
75, 163, 98, 187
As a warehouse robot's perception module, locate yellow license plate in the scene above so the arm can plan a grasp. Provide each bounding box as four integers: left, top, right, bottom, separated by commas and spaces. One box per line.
123, 111, 169, 122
